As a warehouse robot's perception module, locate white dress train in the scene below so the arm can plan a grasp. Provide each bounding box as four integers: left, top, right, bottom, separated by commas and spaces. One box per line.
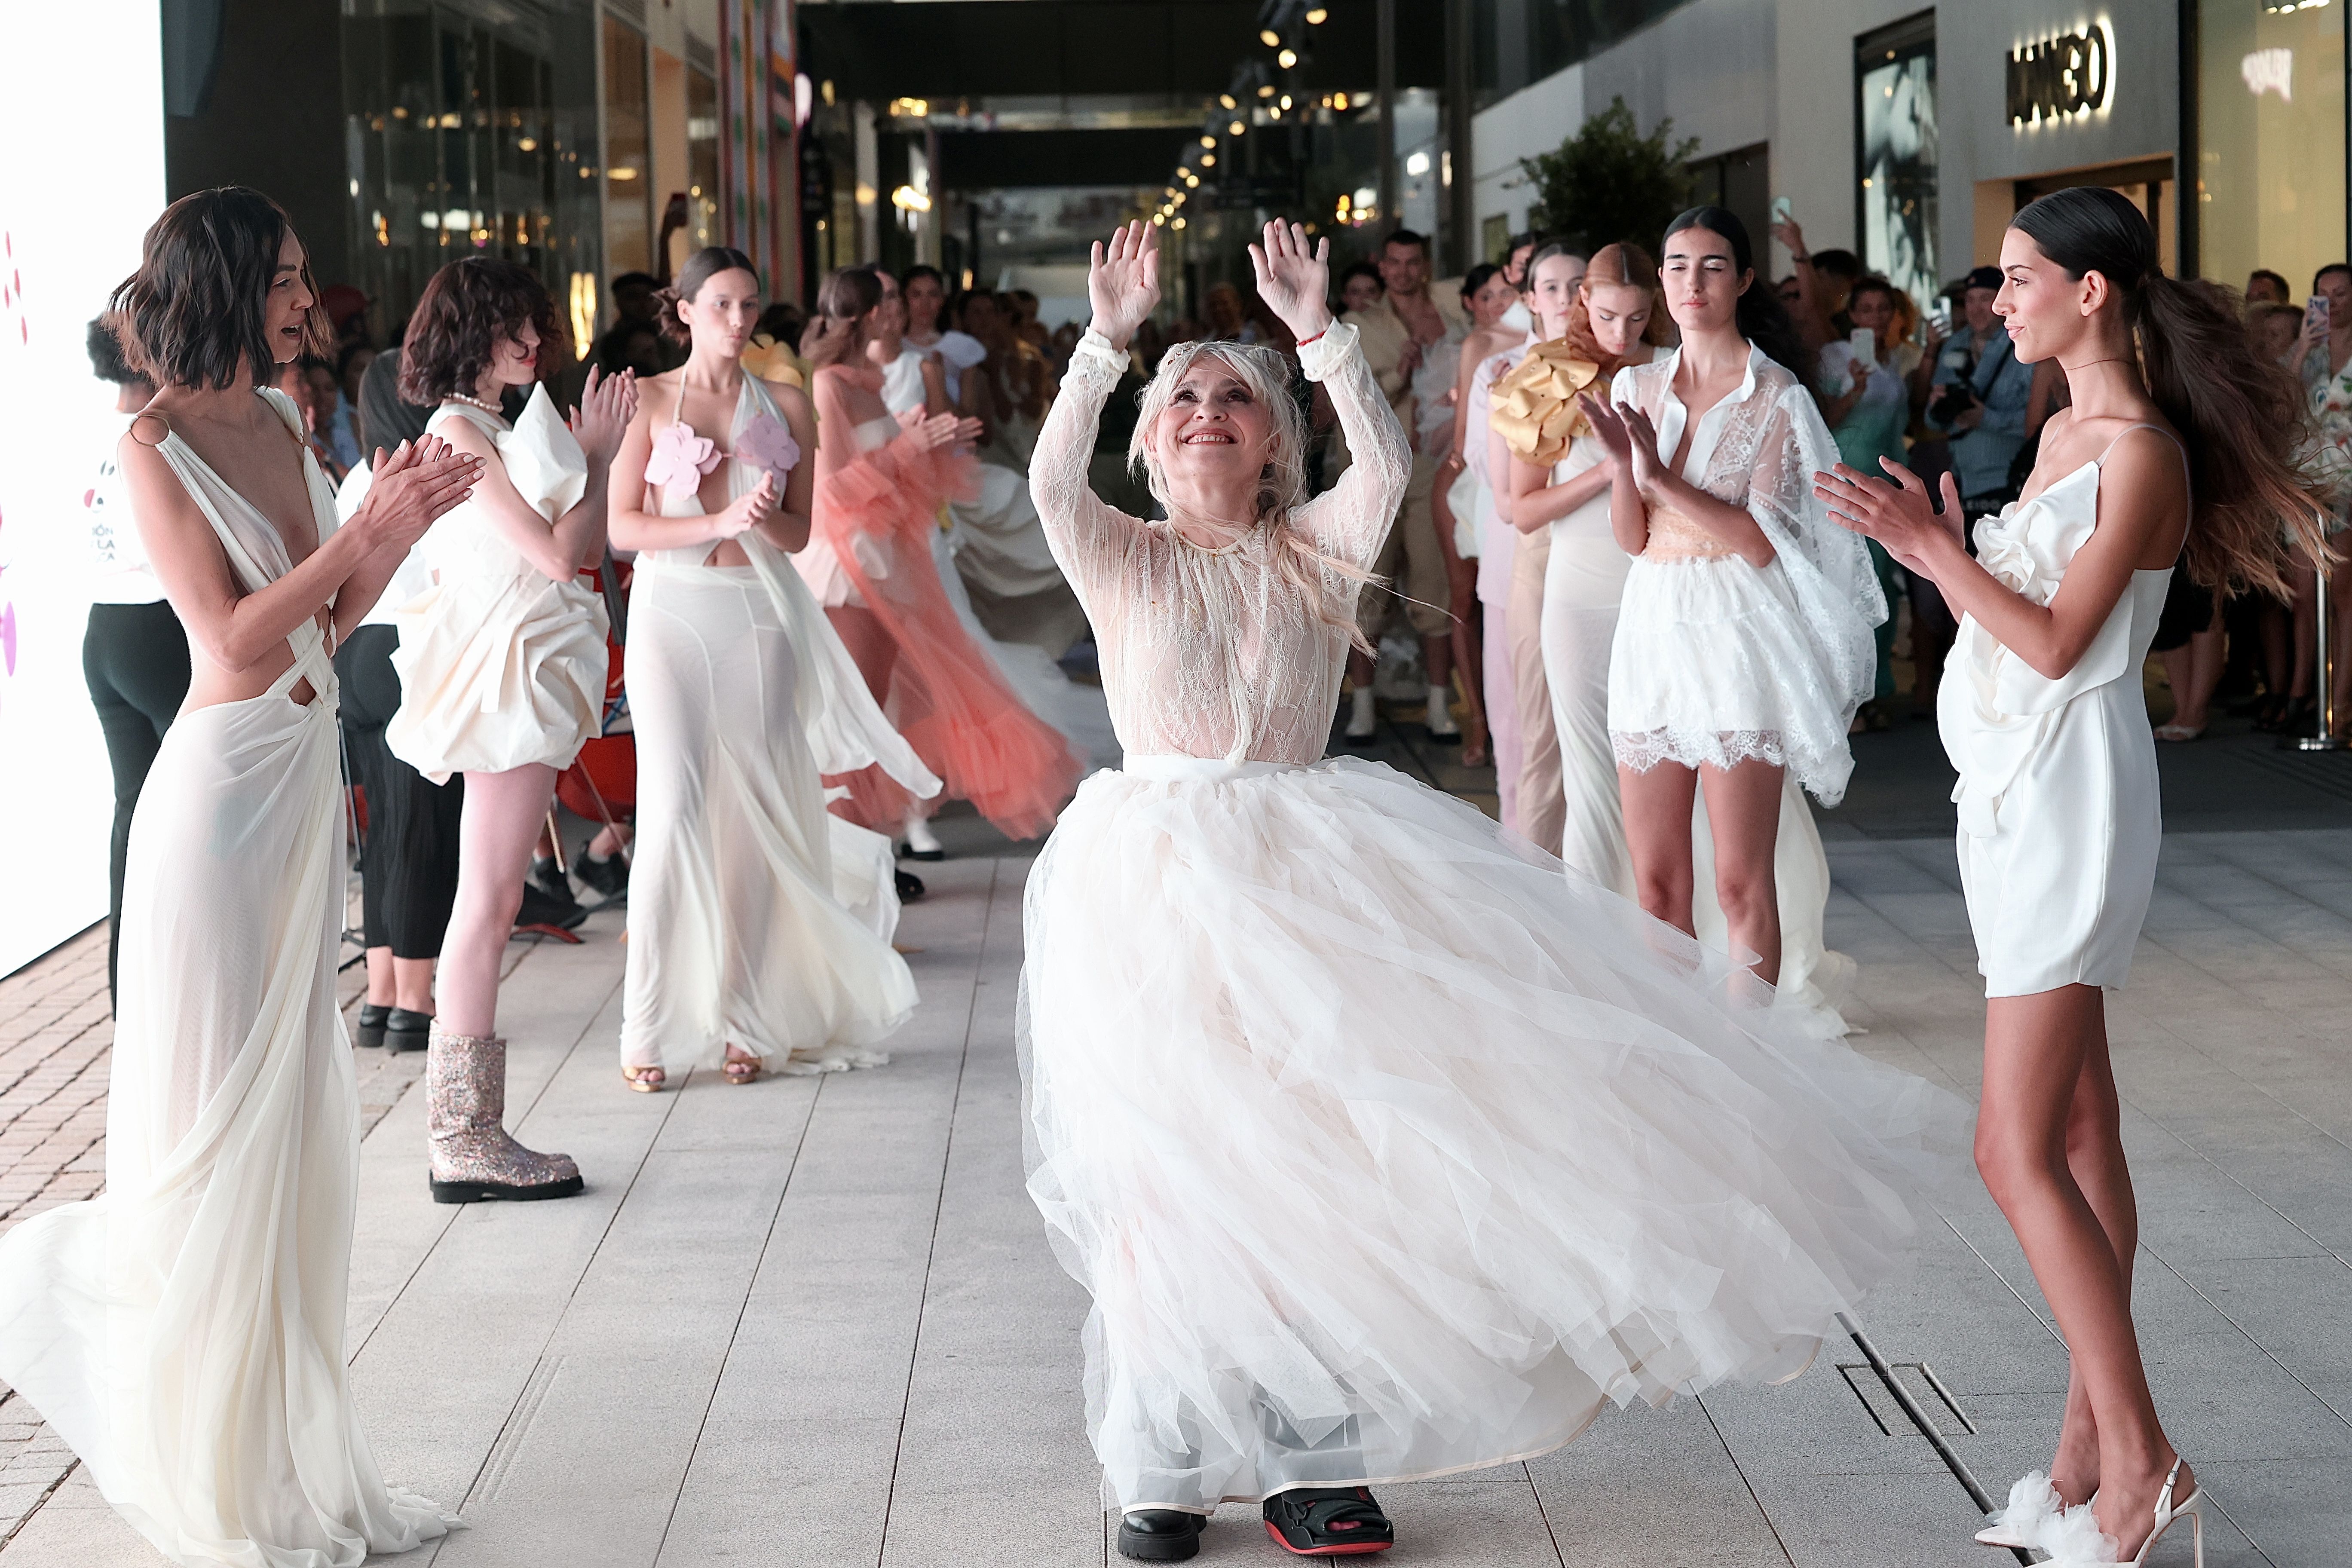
0, 390, 454, 1566
1023, 325, 1957, 1513
621, 376, 926, 1075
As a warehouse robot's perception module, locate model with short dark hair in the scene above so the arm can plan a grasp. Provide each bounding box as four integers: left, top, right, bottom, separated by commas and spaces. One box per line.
383, 254, 637, 1203
0, 185, 477, 1565
1819, 184, 2328, 1565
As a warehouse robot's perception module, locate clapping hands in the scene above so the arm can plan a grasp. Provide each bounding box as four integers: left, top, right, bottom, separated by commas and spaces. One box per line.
896, 407, 983, 452
355, 434, 479, 553
570, 365, 638, 466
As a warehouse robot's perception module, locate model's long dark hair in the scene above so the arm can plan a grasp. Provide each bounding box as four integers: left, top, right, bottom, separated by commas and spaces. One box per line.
2012, 185, 2324, 593
1662, 204, 1811, 385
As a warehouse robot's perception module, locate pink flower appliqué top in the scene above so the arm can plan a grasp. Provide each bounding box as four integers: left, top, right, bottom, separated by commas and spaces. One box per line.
734, 411, 802, 487
646, 420, 722, 499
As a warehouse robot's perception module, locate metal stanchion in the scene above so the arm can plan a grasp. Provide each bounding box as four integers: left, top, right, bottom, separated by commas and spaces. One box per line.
2293, 560, 2351, 751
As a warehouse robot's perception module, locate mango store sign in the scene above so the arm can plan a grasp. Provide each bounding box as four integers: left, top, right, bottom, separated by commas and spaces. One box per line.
2007, 20, 2115, 126
0, 0, 165, 976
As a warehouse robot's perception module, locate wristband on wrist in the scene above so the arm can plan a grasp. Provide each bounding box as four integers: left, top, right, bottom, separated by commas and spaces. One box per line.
1297, 325, 1329, 347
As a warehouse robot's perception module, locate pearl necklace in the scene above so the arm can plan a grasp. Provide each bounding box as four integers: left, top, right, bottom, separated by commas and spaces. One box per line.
446, 391, 504, 416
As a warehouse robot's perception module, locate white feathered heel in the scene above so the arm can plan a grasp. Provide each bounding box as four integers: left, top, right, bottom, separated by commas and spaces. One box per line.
1975, 1470, 2065, 1550
2038, 1459, 2203, 1568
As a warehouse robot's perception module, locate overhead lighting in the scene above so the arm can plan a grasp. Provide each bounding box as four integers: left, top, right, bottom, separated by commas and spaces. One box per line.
1200, 153, 1215, 167
1219, 93, 1237, 110
1258, 84, 1276, 98
1306, 6, 1328, 21
1184, 172, 1200, 187
1280, 94, 1293, 110
1259, 28, 1280, 46
855, 182, 878, 206
1229, 119, 1246, 136
1172, 217, 1187, 230
609, 166, 639, 180
1200, 135, 1215, 148
1277, 48, 1298, 68
891, 184, 931, 212
517, 135, 538, 152
1153, 212, 1167, 226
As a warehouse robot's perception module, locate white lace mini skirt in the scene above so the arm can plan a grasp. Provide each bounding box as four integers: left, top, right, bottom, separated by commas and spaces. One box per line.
1607, 552, 1852, 802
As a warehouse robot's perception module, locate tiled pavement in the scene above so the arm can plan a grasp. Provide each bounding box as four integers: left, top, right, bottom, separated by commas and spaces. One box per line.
1, 704, 2349, 1566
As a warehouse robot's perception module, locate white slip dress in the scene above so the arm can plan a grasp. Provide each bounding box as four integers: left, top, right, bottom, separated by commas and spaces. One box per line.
1605, 348, 1882, 805
1941, 429, 2178, 997
385, 388, 609, 783
1024, 324, 1960, 1514
0, 391, 455, 1566
621, 377, 927, 1074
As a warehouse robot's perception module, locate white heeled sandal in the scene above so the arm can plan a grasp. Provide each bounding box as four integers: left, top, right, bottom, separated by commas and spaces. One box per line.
2038, 1458, 2203, 1568
1975, 1470, 2065, 1549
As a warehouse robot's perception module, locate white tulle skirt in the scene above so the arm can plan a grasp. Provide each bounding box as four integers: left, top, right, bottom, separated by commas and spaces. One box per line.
1020, 754, 1960, 1512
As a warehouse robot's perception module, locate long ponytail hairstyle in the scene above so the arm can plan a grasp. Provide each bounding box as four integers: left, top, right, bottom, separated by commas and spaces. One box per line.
2011, 186, 2325, 593
1662, 205, 1811, 386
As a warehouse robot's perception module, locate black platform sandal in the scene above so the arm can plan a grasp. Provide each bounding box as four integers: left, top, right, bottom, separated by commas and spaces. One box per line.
383, 1007, 433, 1054
1115, 1509, 1206, 1562
355, 1003, 391, 1050
1261, 1487, 1393, 1556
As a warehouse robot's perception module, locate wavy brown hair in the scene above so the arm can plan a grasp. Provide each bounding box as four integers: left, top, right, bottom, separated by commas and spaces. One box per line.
1559, 242, 1670, 376
396, 256, 567, 404
2012, 186, 2326, 593
107, 187, 330, 391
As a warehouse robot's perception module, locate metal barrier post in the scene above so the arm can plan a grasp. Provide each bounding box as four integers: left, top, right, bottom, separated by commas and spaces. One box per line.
2295, 560, 2350, 751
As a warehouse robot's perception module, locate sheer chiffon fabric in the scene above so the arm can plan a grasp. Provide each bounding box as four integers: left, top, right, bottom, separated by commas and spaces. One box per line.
1023, 328, 1954, 1510
385, 389, 608, 784
0, 391, 454, 1566
620, 376, 918, 1075
1605, 349, 1883, 805
807, 410, 1082, 839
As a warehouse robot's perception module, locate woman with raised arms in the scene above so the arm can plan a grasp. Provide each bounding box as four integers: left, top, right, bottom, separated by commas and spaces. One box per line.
1819, 186, 2324, 1568
605, 246, 926, 1089
1021, 217, 1956, 1563
0, 186, 472, 1566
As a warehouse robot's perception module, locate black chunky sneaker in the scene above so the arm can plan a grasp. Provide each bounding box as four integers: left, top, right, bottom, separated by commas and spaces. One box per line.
894, 867, 926, 902
383, 1008, 433, 1054
575, 850, 630, 900
355, 1003, 391, 1050
1115, 1509, 1206, 1562
1261, 1487, 1394, 1556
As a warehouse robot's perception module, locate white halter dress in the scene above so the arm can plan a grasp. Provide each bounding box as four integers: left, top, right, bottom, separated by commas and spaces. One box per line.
385, 387, 609, 782
1023, 324, 1957, 1514
1941, 429, 2179, 996
0, 390, 455, 1565
620, 376, 925, 1075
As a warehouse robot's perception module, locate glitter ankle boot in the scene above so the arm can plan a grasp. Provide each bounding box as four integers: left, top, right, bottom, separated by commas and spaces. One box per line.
426, 1025, 585, 1204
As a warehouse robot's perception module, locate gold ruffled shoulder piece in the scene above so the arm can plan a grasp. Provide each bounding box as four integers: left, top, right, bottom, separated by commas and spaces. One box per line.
1490, 340, 1603, 467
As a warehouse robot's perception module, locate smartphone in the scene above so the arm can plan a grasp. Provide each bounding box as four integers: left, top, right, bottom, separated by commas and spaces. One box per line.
1770, 195, 1794, 227
1848, 325, 1877, 368
1926, 297, 1952, 337
2312, 294, 2332, 334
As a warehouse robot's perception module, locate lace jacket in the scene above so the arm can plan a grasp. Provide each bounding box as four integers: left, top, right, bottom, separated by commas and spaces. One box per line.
1029, 322, 1412, 764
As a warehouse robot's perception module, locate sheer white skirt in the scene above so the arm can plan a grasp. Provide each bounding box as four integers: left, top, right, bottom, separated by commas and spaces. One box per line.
0, 673, 454, 1566
620, 562, 915, 1074
1020, 754, 1958, 1511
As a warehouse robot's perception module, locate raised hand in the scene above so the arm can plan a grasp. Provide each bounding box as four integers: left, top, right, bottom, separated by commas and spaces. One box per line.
355, 435, 479, 553
1813, 458, 1964, 576
895, 407, 977, 453
1087, 220, 1160, 351
1248, 220, 1332, 344
570, 365, 638, 466
709, 472, 777, 540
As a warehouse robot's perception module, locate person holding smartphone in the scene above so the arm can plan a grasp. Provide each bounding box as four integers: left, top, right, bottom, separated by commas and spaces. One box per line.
1928, 266, 2035, 521
1817, 277, 1918, 723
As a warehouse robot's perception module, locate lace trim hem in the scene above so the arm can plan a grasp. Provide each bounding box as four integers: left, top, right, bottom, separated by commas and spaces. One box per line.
1610, 727, 1788, 775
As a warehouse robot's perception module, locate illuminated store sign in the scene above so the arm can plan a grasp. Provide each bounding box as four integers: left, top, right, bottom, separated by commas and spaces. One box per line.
2007, 21, 2114, 123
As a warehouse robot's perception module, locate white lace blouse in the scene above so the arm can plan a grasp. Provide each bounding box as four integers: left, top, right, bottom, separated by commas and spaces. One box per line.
1029, 323, 1412, 764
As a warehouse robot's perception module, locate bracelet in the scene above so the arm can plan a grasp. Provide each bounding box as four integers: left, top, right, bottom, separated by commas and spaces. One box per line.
1297, 326, 1329, 347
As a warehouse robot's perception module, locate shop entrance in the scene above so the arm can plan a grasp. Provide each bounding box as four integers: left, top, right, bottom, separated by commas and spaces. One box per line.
1972, 156, 2177, 273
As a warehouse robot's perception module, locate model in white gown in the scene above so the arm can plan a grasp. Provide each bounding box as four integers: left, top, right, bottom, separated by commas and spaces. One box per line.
1942, 433, 2177, 995
1022, 226, 1955, 1522
620, 373, 925, 1078
0, 392, 455, 1566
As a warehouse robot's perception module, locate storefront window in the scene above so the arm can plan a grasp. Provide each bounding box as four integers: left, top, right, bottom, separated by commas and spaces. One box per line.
2196, 0, 2347, 292
1856, 12, 1938, 306
603, 15, 652, 276
688, 65, 721, 252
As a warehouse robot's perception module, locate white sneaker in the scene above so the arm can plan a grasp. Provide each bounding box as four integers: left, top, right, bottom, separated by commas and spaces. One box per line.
1344, 686, 1377, 741
1424, 684, 1461, 739
900, 813, 945, 861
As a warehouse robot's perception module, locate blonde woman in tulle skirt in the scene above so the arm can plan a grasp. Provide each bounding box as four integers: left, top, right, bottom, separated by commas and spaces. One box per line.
1024, 219, 1957, 1563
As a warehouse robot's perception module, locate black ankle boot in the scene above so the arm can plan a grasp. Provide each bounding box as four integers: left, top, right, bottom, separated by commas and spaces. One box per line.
894, 867, 926, 901
1116, 1509, 1205, 1562
355, 1003, 391, 1050
384, 1008, 433, 1054
1262, 1486, 1393, 1556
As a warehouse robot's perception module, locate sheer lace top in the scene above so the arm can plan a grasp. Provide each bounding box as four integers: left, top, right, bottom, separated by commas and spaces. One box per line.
1030, 322, 1412, 763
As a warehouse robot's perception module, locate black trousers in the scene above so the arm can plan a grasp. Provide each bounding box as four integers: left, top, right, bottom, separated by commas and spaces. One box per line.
335, 625, 465, 959
83, 600, 192, 1004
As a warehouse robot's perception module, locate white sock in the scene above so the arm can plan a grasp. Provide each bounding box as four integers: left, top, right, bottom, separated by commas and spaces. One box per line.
1426, 683, 1457, 731
1348, 685, 1376, 733
903, 813, 943, 854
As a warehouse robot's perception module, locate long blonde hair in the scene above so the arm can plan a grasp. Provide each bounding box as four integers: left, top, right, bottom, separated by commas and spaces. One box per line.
1127, 338, 1378, 649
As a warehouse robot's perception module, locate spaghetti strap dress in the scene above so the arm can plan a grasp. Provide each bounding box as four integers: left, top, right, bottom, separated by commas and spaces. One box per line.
1021, 323, 1960, 1514
1941, 426, 2181, 996
0, 389, 456, 1565
384, 387, 608, 783
619, 376, 921, 1076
